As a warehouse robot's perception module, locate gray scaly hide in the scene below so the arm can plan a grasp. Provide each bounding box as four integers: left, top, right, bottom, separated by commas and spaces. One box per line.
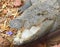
18, 0, 32, 13
9, 0, 60, 45
10, 0, 60, 30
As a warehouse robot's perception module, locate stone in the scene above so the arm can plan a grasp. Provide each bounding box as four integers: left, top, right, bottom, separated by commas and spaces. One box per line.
0, 36, 10, 47
13, 0, 22, 7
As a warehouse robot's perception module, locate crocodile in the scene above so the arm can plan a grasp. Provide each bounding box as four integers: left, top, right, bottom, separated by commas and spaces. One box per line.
9, 0, 60, 45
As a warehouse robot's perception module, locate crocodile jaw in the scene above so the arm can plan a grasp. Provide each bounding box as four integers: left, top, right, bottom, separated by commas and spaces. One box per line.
13, 20, 54, 45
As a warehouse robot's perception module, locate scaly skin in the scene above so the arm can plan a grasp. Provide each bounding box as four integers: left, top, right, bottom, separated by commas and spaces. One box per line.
9, 0, 60, 45
18, 0, 32, 13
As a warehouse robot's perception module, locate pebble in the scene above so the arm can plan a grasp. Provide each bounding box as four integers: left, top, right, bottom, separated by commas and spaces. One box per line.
3, 9, 8, 14
2, 4, 6, 9
13, 0, 22, 7
6, 9, 12, 16
0, 18, 5, 23
0, 36, 10, 47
